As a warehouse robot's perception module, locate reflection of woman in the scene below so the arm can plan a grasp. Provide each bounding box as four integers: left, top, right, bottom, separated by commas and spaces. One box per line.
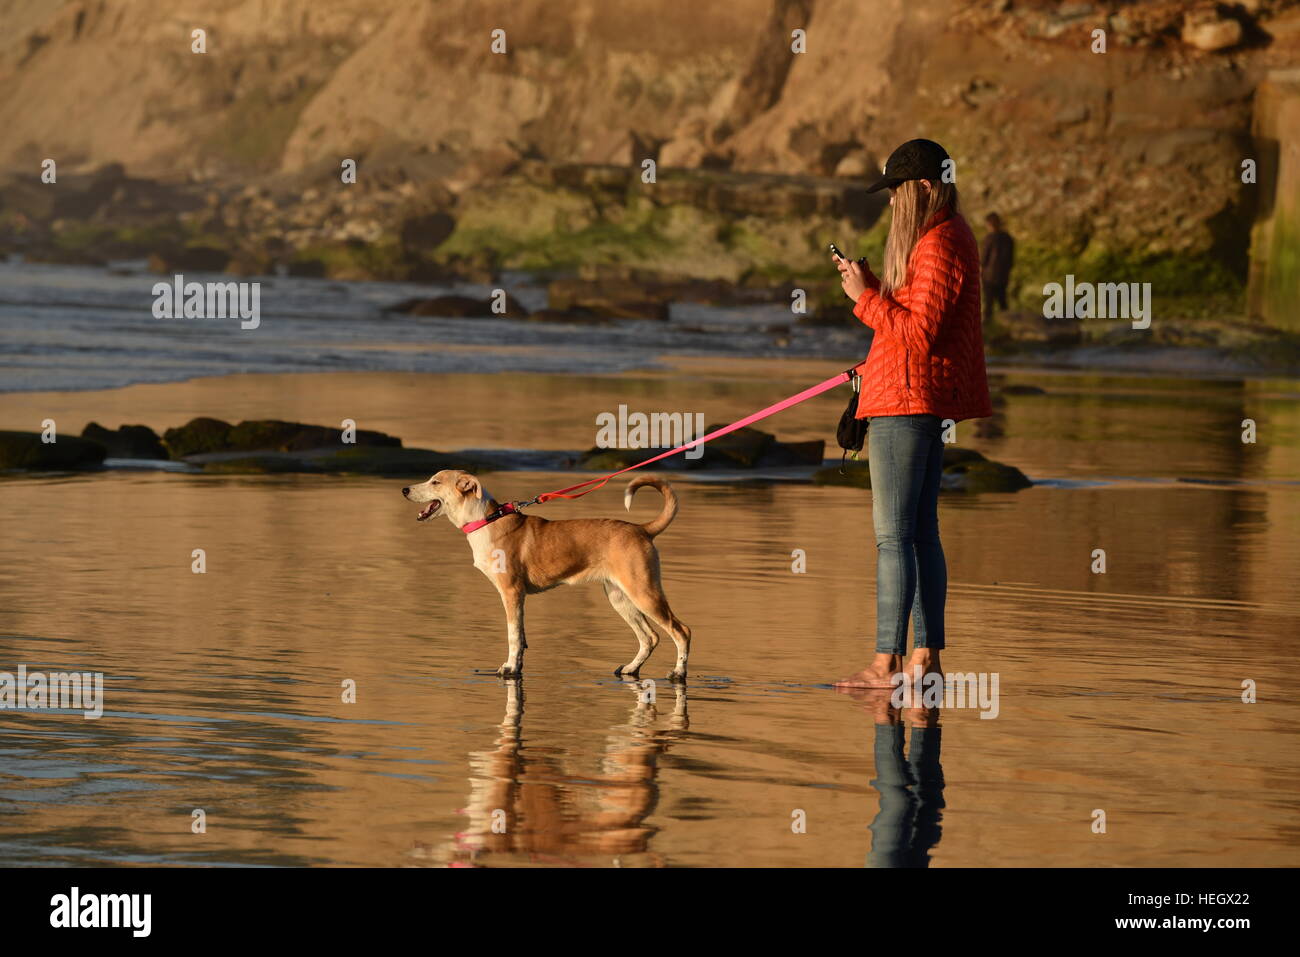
833, 140, 992, 689
867, 709, 945, 868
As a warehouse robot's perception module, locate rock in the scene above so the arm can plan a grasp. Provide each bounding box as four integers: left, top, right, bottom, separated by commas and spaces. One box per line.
285, 258, 327, 278
986, 310, 1083, 347
695, 425, 772, 467
941, 458, 1032, 493
813, 446, 1031, 492
941, 447, 987, 468
1181, 13, 1242, 51
223, 419, 401, 453
398, 211, 456, 251
559, 272, 744, 305
833, 151, 875, 178
545, 279, 672, 320
147, 245, 231, 274
81, 422, 168, 459
225, 250, 273, 276
0, 430, 106, 470
526, 306, 610, 324
757, 438, 825, 466
572, 426, 819, 472
581, 299, 668, 321
1001, 384, 1047, 395
162, 417, 234, 458
813, 461, 872, 488
164, 417, 402, 459
309, 446, 493, 477
572, 447, 650, 471
387, 294, 529, 319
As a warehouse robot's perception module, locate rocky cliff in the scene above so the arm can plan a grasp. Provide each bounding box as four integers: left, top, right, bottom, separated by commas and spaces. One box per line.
1, 0, 1297, 322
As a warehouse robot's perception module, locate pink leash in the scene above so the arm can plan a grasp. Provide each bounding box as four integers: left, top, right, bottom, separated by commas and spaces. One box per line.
461, 367, 855, 534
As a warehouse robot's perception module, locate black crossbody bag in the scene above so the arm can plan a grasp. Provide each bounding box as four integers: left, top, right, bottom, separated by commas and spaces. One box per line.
835, 371, 868, 473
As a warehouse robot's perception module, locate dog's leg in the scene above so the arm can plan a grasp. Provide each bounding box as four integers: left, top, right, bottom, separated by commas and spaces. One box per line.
605, 583, 659, 677
496, 587, 526, 678
618, 566, 691, 683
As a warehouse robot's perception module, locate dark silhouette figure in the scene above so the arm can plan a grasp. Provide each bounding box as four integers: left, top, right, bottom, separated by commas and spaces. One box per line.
866, 714, 945, 868
981, 212, 1015, 322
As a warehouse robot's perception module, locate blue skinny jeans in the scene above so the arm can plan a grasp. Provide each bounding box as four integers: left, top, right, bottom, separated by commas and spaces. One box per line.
868, 414, 947, 654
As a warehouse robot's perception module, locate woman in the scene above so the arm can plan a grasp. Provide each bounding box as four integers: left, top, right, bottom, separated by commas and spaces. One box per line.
833, 139, 992, 690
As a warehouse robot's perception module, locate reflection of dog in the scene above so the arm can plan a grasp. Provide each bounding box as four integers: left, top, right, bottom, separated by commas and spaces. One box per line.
413, 679, 689, 867
401, 470, 691, 680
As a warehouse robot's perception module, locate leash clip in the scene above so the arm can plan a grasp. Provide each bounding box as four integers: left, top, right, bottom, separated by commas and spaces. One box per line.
491, 497, 539, 521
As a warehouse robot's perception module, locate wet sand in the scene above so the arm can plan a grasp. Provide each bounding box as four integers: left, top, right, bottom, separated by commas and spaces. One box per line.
1, 361, 1298, 866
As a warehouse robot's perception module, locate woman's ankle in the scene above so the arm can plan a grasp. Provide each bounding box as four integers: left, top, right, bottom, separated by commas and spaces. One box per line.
907, 649, 943, 672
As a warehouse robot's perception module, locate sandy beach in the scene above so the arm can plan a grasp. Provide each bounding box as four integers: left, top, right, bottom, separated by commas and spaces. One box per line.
2, 360, 1298, 866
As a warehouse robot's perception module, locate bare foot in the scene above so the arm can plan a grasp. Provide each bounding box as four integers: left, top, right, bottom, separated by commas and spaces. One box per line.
903, 706, 940, 729
833, 653, 903, 690
905, 649, 943, 678
894, 650, 945, 708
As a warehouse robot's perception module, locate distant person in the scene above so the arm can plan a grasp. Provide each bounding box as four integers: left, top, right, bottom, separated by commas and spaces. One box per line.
832, 139, 993, 690
980, 212, 1014, 322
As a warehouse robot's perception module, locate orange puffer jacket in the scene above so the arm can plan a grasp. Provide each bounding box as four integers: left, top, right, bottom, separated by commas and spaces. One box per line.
851, 208, 993, 423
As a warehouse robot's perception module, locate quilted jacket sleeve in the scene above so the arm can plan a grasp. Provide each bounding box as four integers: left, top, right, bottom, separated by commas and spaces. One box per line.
852, 229, 963, 353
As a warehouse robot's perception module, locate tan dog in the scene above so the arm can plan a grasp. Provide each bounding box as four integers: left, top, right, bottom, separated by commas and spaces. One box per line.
401, 470, 691, 681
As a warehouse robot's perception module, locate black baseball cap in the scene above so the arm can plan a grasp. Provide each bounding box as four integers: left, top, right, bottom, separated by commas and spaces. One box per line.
865, 139, 951, 193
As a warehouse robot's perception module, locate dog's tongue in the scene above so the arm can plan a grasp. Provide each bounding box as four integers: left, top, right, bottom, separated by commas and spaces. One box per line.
417, 502, 437, 522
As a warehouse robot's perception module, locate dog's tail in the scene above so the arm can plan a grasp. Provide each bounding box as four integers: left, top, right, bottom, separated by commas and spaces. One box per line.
625, 476, 678, 538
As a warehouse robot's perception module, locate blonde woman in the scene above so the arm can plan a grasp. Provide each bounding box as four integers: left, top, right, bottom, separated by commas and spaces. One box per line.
833, 139, 993, 690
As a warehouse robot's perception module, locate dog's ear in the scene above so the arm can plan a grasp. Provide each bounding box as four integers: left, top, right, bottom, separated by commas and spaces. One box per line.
455, 474, 482, 499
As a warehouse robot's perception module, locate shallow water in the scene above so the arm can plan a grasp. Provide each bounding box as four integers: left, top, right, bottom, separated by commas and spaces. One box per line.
0, 260, 860, 392
1, 366, 1299, 867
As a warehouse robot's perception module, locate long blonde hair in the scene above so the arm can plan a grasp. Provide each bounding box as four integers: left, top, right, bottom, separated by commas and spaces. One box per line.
880, 179, 960, 296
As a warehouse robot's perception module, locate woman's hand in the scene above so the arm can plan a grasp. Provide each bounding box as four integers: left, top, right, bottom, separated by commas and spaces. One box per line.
837, 255, 868, 301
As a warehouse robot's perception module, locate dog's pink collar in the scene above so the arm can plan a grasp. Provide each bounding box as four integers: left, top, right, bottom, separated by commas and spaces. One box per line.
461, 502, 520, 535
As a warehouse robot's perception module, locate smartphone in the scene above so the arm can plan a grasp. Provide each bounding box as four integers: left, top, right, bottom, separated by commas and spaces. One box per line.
830, 242, 865, 266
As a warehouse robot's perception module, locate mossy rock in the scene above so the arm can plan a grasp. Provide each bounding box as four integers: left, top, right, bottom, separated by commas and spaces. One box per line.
164, 417, 401, 459
224, 420, 400, 453
287, 239, 416, 282
0, 431, 106, 470
813, 460, 871, 487
574, 427, 821, 472
163, 417, 234, 458
813, 446, 1030, 493
758, 438, 825, 466
699, 425, 773, 467
573, 447, 652, 470
940, 459, 1032, 493
941, 446, 987, 467
309, 446, 494, 477
82, 422, 168, 459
